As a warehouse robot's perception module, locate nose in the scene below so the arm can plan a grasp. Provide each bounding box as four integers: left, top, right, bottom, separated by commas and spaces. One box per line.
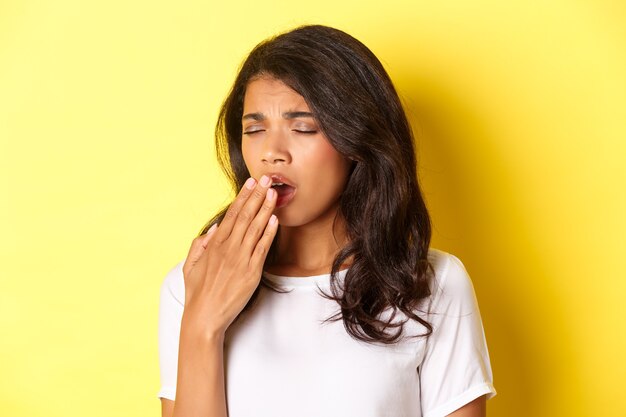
261, 128, 291, 165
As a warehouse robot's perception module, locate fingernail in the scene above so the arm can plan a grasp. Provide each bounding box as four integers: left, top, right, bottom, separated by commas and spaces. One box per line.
245, 177, 256, 189
269, 214, 277, 225
208, 223, 218, 233
260, 175, 271, 187
266, 188, 276, 200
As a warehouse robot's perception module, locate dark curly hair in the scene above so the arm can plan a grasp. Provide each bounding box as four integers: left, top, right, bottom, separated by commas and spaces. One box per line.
198, 24, 435, 345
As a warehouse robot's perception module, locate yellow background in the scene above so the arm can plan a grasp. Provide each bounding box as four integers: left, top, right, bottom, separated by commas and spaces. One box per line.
1, 1, 624, 416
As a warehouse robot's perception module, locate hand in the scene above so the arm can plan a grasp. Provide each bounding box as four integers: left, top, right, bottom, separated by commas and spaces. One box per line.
181, 175, 279, 337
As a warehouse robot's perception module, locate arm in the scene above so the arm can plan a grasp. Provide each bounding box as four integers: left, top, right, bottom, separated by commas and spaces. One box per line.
159, 176, 278, 417
170, 328, 227, 417
161, 399, 174, 417
447, 395, 486, 417
160, 322, 227, 417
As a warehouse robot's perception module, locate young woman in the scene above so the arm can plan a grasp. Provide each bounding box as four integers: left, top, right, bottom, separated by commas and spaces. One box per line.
157, 24, 496, 417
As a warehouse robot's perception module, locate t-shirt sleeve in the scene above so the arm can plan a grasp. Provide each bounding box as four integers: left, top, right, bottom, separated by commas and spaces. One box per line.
157, 259, 186, 401
418, 253, 496, 417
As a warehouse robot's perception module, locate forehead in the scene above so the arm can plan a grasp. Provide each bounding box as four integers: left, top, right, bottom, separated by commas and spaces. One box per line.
243, 76, 309, 110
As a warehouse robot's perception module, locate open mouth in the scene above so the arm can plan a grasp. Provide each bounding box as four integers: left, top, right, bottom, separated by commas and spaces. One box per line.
270, 178, 296, 208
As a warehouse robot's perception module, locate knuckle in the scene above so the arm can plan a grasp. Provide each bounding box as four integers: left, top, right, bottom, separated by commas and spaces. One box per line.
238, 186, 252, 197
252, 189, 265, 200
225, 208, 238, 220
247, 225, 261, 239
238, 210, 252, 222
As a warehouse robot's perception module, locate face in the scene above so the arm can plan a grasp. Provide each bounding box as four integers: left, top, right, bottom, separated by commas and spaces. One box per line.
241, 76, 351, 228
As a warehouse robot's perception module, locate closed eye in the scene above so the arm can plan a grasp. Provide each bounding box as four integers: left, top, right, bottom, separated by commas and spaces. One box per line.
243, 129, 317, 135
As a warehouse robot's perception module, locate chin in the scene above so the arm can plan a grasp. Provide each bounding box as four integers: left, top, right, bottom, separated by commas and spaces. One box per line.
273, 209, 308, 228
273, 200, 340, 228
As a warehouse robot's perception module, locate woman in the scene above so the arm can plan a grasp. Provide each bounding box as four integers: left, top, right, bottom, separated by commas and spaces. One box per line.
158, 24, 496, 417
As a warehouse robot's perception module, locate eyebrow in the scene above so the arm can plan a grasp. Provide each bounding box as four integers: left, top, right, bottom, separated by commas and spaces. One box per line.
241, 111, 315, 121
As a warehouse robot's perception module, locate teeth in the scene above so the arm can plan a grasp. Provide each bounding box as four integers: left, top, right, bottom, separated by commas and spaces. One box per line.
272, 182, 284, 187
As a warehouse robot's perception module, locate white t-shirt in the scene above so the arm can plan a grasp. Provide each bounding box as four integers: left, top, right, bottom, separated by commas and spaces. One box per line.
157, 247, 496, 417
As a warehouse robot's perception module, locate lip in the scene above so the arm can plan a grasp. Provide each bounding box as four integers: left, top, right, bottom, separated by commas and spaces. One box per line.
275, 187, 296, 208
267, 172, 296, 187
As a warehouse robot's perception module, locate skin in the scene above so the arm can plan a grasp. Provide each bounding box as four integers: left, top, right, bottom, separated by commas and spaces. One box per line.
241, 75, 352, 276
161, 75, 487, 417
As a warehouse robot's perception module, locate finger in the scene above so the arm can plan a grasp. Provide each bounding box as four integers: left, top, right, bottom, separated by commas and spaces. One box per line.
241, 187, 277, 255
249, 214, 279, 268
183, 224, 217, 276
213, 177, 257, 244
228, 175, 273, 246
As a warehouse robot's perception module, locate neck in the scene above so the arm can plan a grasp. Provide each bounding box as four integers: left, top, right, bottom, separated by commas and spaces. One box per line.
267, 206, 350, 276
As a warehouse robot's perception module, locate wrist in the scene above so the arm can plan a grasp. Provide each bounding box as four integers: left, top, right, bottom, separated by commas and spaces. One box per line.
180, 312, 226, 344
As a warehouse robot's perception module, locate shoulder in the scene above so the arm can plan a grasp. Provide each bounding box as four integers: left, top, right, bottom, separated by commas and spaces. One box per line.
426, 248, 478, 315
159, 258, 186, 306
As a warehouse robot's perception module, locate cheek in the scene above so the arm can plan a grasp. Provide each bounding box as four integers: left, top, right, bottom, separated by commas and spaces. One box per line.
241, 140, 255, 173
301, 141, 349, 187
304, 140, 339, 165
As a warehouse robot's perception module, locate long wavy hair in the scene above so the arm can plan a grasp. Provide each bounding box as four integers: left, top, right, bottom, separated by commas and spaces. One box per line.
198, 24, 435, 345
